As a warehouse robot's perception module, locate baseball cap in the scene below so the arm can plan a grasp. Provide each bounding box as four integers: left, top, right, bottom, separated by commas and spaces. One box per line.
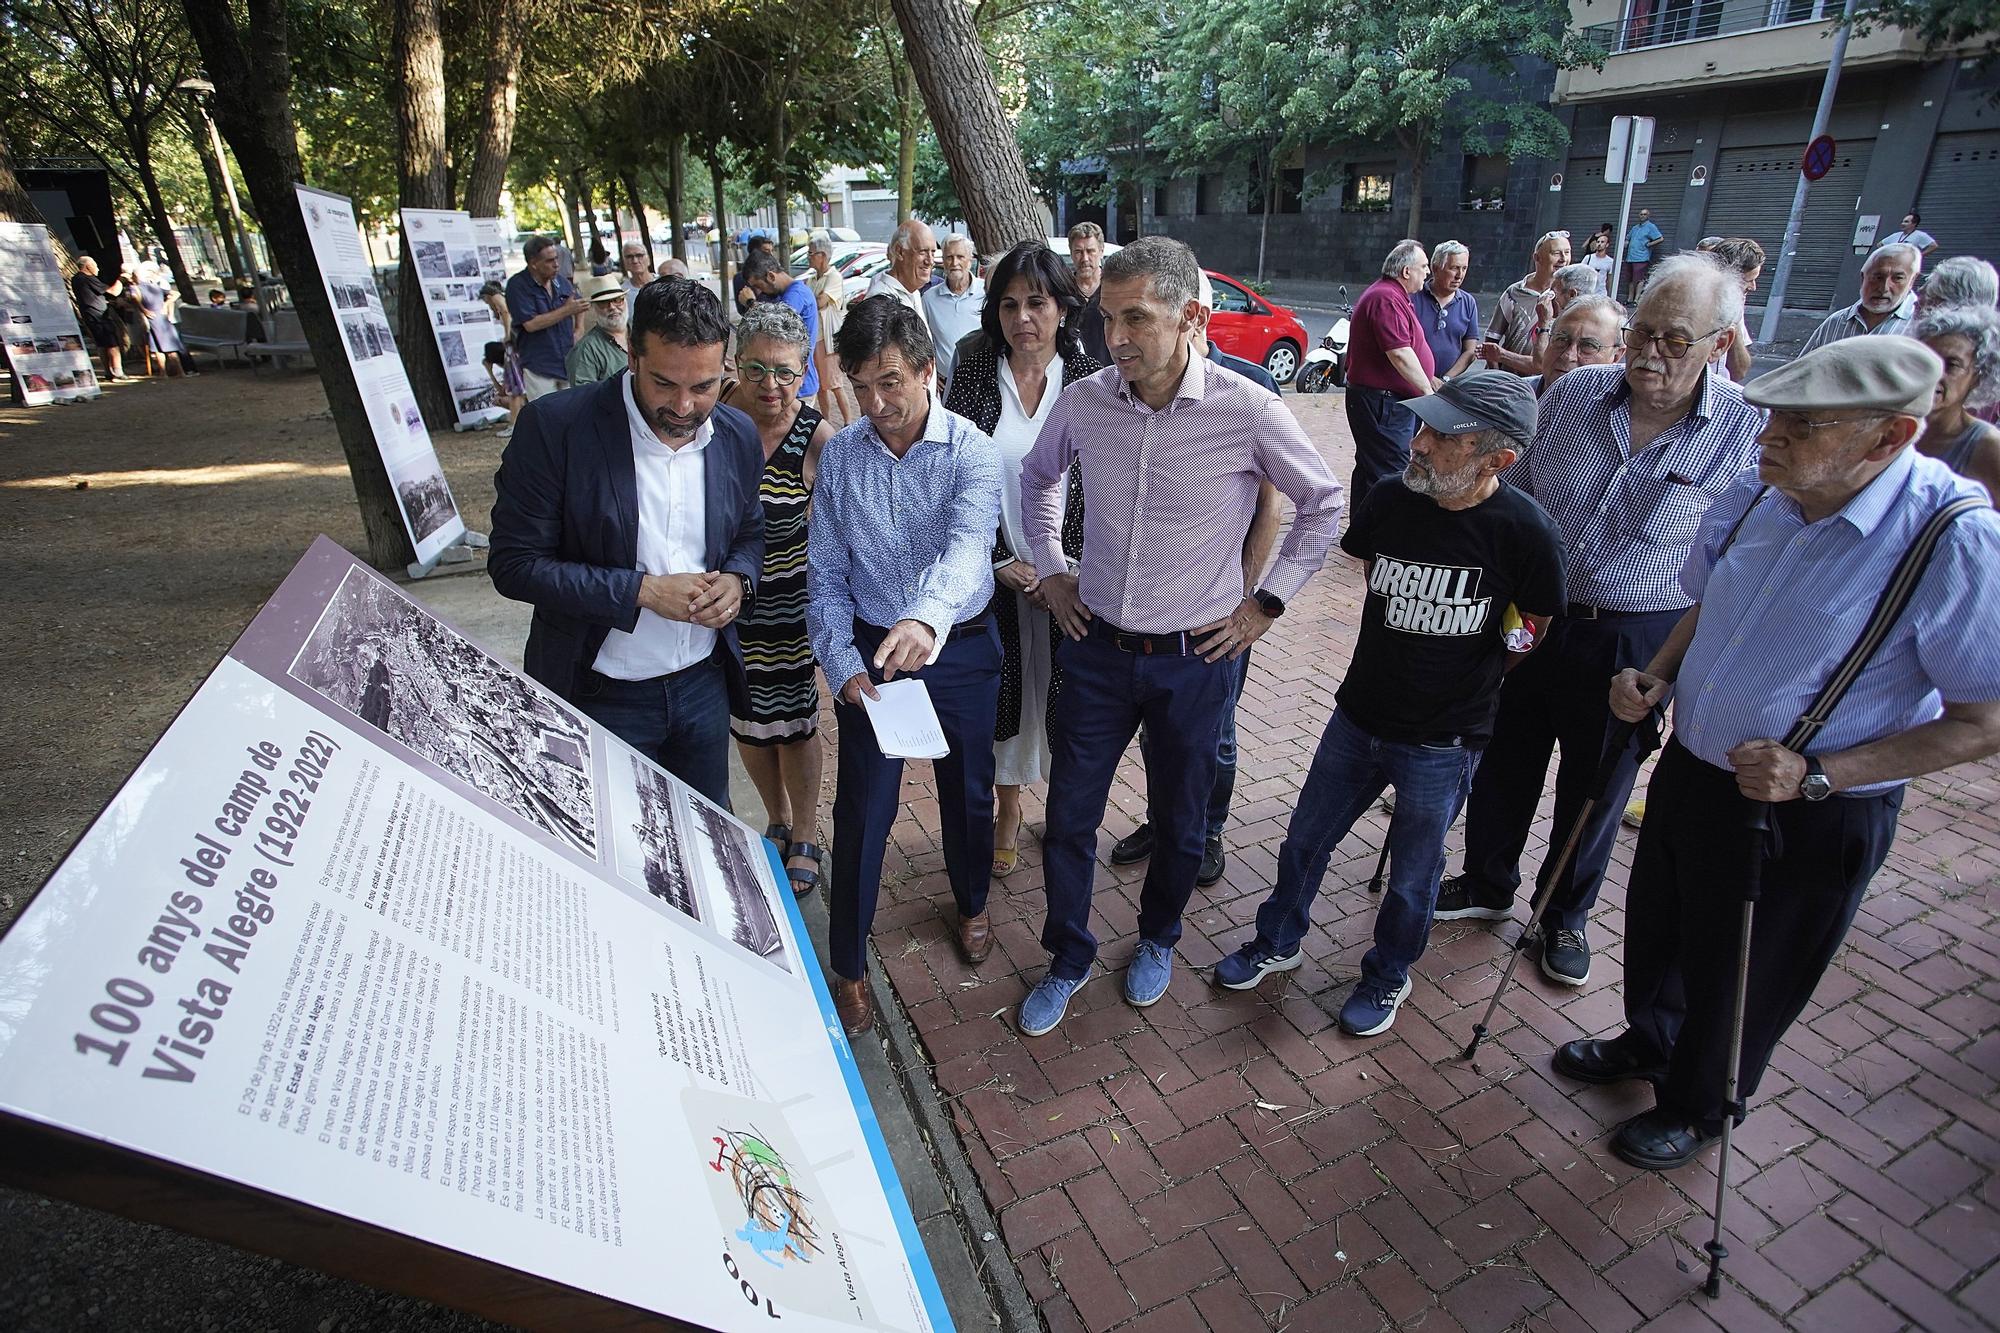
1405, 369, 1538, 449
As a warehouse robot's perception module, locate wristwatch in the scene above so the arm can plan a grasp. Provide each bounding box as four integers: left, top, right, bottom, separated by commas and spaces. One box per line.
1800, 757, 1833, 802
733, 572, 753, 606
1252, 588, 1286, 619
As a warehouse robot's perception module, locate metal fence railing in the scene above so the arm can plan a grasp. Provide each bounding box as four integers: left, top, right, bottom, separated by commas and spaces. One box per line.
1581, 0, 1833, 53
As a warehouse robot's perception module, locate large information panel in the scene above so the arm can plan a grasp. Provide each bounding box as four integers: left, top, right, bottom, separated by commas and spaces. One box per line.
0, 537, 951, 1333
0, 221, 102, 405
295, 185, 467, 567
400, 206, 510, 430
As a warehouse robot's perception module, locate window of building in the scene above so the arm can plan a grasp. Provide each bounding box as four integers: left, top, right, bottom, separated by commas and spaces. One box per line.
1247, 162, 1306, 215
1196, 174, 1220, 215
1461, 154, 1510, 209
1154, 185, 1169, 217
1343, 162, 1395, 213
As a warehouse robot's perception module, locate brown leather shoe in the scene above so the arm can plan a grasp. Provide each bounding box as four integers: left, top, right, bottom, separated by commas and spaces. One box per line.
957, 912, 993, 965
832, 976, 874, 1036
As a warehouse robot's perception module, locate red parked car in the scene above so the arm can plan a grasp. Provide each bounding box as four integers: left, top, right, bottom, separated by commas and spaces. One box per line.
1203, 269, 1311, 385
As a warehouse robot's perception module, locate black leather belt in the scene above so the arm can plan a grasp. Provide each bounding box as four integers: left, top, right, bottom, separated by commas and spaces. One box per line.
1565, 602, 1653, 620
856, 616, 990, 642
1089, 618, 1199, 656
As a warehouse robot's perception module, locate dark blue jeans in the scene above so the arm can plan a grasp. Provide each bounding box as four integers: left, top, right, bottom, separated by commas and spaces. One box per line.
1345, 385, 1417, 514
828, 619, 1001, 980
1457, 608, 1681, 932
1139, 647, 1251, 842
1041, 627, 1235, 979
1251, 708, 1479, 988
575, 655, 732, 809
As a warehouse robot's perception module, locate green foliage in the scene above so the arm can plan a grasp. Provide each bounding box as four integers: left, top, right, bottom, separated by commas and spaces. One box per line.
1013, 0, 1169, 205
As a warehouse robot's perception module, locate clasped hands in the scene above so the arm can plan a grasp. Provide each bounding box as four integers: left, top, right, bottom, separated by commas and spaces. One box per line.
639, 571, 741, 628
1610, 668, 1811, 802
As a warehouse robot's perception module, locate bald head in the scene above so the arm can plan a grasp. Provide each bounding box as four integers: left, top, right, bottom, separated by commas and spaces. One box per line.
889, 219, 937, 289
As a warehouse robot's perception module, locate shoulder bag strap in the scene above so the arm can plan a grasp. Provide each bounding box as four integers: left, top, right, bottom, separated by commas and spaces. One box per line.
1781, 497, 1984, 753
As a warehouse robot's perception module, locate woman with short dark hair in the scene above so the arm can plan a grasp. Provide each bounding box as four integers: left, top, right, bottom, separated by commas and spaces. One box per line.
943, 241, 1104, 875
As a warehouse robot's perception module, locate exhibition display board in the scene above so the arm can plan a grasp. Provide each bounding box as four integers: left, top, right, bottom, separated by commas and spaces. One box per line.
400, 207, 510, 430
0, 537, 952, 1333
295, 185, 467, 567
473, 217, 511, 287
0, 221, 103, 405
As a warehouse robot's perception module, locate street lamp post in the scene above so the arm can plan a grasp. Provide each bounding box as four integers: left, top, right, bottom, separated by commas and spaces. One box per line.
174, 78, 254, 285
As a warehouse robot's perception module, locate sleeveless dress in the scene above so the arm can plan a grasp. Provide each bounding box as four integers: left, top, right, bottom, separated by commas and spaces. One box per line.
730, 402, 823, 744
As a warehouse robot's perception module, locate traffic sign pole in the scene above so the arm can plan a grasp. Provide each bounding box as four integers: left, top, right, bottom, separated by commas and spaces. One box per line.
1757, 0, 1860, 346
1607, 116, 1653, 304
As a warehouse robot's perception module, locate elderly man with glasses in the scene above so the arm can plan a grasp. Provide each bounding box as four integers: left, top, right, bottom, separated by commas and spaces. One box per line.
1434, 254, 1765, 989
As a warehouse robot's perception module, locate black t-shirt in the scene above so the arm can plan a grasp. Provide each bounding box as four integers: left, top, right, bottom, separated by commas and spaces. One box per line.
71, 271, 109, 317
1075, 290, 1108, 364
1336, 480, 1566, 748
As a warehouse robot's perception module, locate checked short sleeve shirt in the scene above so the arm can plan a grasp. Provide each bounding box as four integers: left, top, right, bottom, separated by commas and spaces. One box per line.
1503, 363, 1764, 613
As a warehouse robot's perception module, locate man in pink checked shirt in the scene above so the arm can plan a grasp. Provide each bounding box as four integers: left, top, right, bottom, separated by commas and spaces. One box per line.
1013, 235, 1346, 1037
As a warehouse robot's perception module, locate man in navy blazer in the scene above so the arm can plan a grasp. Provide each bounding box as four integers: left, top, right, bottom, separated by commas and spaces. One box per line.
491, 277, 765, 808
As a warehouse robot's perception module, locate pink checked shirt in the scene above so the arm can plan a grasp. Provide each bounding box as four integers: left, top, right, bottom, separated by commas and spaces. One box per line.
1020, 349, 1344, 634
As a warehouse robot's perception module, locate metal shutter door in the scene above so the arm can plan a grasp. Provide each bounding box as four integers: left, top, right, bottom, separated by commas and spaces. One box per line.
1702, 142, 1873, 307
1557, 152, 1692, 252
1914, 131, 2000, 268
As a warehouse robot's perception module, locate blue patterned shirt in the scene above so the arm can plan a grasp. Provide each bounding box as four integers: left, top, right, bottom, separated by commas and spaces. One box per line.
806, 398, 1001, 689
1674, 451, 2000, 792
1504, 363, 1764, 613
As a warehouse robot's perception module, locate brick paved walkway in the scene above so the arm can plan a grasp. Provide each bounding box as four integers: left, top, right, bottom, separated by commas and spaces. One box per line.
837, 395, 2000, 1333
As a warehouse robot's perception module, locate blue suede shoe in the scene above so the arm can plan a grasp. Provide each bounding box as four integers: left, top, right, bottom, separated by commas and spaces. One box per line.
1338, 976, 1413, 1037
1213, 939, 1303, 991
1019, 969, 1090, 1037
1124, 941, 1173, 1007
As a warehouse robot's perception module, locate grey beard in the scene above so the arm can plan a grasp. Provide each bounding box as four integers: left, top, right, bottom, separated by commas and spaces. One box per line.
1403, 456, 1484, 497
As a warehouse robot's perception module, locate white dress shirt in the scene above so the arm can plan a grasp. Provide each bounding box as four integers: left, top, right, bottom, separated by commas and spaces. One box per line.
863, 269, 924, 316
592, 376, 715, 679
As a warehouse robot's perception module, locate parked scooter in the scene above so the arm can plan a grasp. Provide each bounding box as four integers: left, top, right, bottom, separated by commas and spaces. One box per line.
1294, 285, 1350, 393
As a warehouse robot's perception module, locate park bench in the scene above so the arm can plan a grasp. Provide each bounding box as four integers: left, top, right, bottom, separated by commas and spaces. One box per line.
177, 306, 255, 366
241, 309, 314, 373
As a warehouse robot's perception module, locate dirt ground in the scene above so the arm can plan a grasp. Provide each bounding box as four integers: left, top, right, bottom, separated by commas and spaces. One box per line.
0, 367, 510, 1331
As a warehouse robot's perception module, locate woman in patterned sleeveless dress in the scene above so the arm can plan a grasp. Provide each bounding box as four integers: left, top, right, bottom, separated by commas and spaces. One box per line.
723, 303, 834, 894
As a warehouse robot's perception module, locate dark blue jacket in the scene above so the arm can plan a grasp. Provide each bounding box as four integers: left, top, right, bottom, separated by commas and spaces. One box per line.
489, 372, 766, 711
1208, 340, 1280, 393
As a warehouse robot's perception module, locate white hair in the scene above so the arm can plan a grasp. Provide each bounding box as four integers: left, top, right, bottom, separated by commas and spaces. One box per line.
940, 234, 976, 257
1866, 242, 1922, 275
1430, 240, 1468, 269
1924, 256, 1999, 311
1639, 252, 1744, 331
887, 219, 932, 259
1554, 263, 1603, 297
1382, 239, 1427, 279
808, 232, 836, 257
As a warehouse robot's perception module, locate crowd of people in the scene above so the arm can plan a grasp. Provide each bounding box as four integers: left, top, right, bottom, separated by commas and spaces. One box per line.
68, 255, 229, 383
488, 211, 2000, 1175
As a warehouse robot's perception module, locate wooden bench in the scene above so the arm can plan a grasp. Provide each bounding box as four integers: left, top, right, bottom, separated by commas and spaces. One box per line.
177, 306, 255, 366
241, 309, 314, 373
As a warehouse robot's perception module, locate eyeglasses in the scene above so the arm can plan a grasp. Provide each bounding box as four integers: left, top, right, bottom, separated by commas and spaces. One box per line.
740, 360, 802, 386
1762, 410, 1889, 442
1545, 332, 1611, 354
1620, 323, 1727, 359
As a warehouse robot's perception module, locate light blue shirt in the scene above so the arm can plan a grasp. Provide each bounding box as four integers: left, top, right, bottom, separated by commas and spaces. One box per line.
1625, 219, 1663, 263
806, 398, 1001, 689
1673, 451, 2000, 792
922, 277, 986, 386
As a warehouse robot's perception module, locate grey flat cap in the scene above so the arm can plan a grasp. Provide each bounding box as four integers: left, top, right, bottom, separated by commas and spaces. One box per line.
1406, 369, 1539, 448
1744, 337, 1942, 417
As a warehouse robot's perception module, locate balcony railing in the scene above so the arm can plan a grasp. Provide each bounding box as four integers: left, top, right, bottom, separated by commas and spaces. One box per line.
1580, 0, 1836, 53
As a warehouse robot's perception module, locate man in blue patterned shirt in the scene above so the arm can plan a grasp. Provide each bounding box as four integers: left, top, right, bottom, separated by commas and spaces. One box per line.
1566, 337, 2000, 1169
1435, 254, 1765, 988
805, 296, 1003, 1036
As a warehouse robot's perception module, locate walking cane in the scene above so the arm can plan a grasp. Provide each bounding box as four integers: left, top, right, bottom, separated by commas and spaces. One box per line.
1367, 838, 1390, 894
1460, 707, 1662, 1062
1704, 798, 1767, 1296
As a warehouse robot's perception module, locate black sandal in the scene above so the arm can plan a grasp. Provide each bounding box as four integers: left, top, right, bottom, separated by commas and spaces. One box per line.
763, 821, 792, 852
786, 841, 824, 898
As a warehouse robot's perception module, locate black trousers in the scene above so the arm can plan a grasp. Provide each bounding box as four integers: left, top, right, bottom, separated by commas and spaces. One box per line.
1458, 607, 1683, 933
1623, 741, 1902, 1131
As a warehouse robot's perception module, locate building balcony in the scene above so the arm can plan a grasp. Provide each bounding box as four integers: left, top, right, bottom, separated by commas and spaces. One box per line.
1560, 0, 1930, 100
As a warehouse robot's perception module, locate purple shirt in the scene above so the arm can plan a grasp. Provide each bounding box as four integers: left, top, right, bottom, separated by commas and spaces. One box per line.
1020, 350, 1344, 634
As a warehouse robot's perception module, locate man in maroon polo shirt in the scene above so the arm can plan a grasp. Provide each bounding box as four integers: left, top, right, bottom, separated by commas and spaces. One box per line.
1347, 239, 1441, 511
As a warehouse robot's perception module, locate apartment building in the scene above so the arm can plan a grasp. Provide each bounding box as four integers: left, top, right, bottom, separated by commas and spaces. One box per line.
1538, 0, 1999, 312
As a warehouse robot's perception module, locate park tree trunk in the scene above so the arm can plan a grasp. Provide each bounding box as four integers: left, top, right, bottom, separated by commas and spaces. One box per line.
707, 153, 732, 302
576, 172, 605, 265
887, 0, 1043, 252
128, 129, 199, 301
623, 170, 651, 264
180, 0, 416, 569
1401, 129, 1427, 238
554, 177, 579, 253
893, 56, 918, 221
461, 0, 522, 218
666, 138, 687, 263
394, 0, 456, 430
187, 108, 251, 284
